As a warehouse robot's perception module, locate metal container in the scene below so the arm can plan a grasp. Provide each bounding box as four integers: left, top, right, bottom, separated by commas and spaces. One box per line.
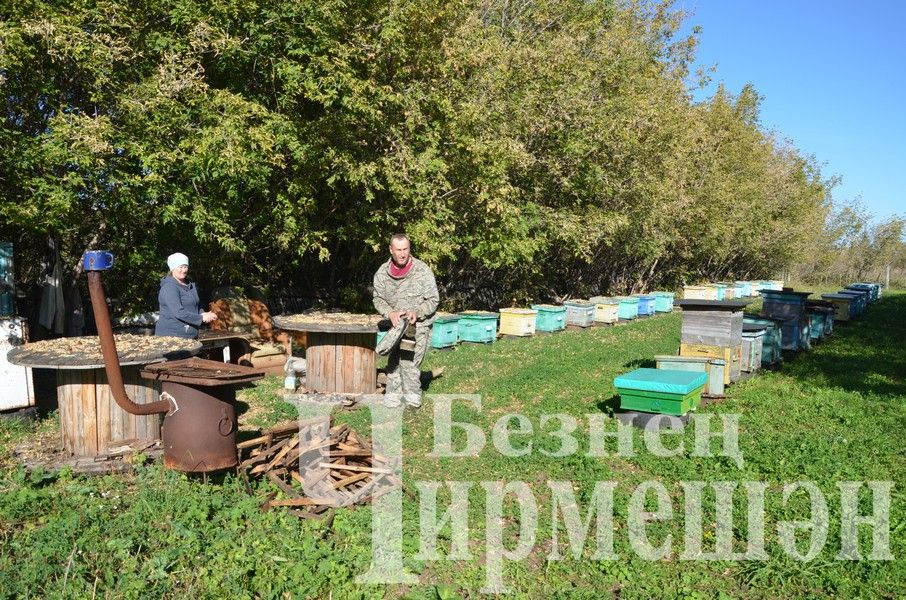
0, 317, 34, 412
140, 359, 264, 472
85, 251, 264, 472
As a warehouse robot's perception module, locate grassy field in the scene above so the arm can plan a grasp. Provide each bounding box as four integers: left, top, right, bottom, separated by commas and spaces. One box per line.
1, 289, 904, 598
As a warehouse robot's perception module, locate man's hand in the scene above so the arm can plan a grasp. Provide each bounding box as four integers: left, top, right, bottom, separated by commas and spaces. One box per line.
389, 310, 418, 327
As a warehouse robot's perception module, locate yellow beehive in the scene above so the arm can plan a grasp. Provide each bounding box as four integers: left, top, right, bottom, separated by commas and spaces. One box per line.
683, 285, 717, 300
593, 302, 619, 324
498, 308, 537, 336
679, 343, 741, 385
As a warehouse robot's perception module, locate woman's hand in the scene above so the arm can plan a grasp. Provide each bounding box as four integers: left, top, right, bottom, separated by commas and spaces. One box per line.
201, 311, 219, 324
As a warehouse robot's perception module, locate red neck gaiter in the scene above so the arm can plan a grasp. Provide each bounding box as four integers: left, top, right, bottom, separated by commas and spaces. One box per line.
388, 257, 414, 279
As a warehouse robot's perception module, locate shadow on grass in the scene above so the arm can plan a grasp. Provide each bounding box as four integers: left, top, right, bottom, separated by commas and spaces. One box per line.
784, 293, 906, 397
623, 358, 655, 370
595, 394, 621, 415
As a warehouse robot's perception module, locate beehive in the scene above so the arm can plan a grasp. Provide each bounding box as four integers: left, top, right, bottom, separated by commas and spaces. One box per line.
735, 281, 753, 297
654, 355, 726, 398
616, 296, 640, 320
679, 343, 740, 385
819, 294, 853, 322
683, 285, 717, 300
705, 284, 727, 301
652, 292, 675, 312
531, 304, 566, 332
589, 296, 619, 324
634, 294, 656, 317
743, 317, 782, 366
457, 311, 498, 343
759, 289, 811, 352
676, 299, 747, 348
498, 308, 537, 337
430, 313, 460, 348
564, 300, 596, 327
614, 368, 708, 416
740, 329, 764, 373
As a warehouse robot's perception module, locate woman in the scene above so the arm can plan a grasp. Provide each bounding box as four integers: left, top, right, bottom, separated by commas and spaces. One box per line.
154, 252, 218, 338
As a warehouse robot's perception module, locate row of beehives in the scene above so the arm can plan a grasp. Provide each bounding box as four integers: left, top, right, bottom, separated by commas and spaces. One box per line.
612, 282, 883, 418
402, 292, 678, 349
680, 279, 783, 301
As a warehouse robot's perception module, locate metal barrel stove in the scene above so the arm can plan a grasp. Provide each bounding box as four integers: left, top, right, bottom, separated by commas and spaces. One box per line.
83, 250, 264, 472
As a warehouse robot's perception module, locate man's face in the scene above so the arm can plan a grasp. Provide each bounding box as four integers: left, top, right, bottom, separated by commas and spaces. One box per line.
389, 238, 410, 267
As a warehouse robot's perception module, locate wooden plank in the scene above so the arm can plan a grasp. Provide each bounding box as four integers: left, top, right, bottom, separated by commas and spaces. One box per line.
80, 369, 99, 457
332, 472, 370, 489
335, 333, 347, 394
352, 333, 374, 394
96, 368, 113, 453
318, 462, 392, 475
57, 370, 76, 455
306, 333, 325, 392
109, 368, 126, 445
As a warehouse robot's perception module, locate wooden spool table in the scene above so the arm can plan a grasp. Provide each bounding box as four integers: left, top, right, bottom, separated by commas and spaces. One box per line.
273, 313, 384, 394
6, 335, 200, 458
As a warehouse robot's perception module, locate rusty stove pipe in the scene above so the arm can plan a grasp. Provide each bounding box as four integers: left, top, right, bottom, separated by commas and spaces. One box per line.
85, 254, 172, 416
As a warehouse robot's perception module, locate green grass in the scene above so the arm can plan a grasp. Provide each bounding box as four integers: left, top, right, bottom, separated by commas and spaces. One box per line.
1, 291, 904, 598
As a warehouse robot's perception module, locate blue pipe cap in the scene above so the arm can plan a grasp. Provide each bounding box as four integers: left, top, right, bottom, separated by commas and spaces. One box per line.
82, 250, 114, 271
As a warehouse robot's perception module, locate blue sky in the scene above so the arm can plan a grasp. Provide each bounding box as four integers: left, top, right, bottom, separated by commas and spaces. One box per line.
677, 0, 905, 223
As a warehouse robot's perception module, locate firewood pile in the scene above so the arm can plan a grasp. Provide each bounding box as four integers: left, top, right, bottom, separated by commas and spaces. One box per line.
238, 417, 400, 519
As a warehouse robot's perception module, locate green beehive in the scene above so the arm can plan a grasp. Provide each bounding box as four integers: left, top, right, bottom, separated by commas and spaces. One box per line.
431, 313, 460, 348
531, 304, 566, 332
614, 368, 708, 416
652, 292, 675, 312
616, 296, 640, 320
457, 311, 498, 343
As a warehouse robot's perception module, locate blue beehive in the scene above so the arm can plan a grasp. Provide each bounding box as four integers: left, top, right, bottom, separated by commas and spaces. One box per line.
759, 289, 811, 352
849, 283, 878, 303
634, 294, 656, 317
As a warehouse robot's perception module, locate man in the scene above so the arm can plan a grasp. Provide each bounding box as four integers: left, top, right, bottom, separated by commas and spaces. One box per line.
372, 234, 439, 408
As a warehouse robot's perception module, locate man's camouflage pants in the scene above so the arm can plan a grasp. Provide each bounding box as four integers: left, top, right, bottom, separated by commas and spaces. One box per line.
384, 325, 430, 408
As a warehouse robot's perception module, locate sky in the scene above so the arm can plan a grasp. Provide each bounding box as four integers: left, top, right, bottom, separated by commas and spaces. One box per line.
676, 0, 905, 223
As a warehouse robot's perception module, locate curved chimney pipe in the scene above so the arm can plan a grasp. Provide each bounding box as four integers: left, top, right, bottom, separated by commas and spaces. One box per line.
84, 252, 171, 415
